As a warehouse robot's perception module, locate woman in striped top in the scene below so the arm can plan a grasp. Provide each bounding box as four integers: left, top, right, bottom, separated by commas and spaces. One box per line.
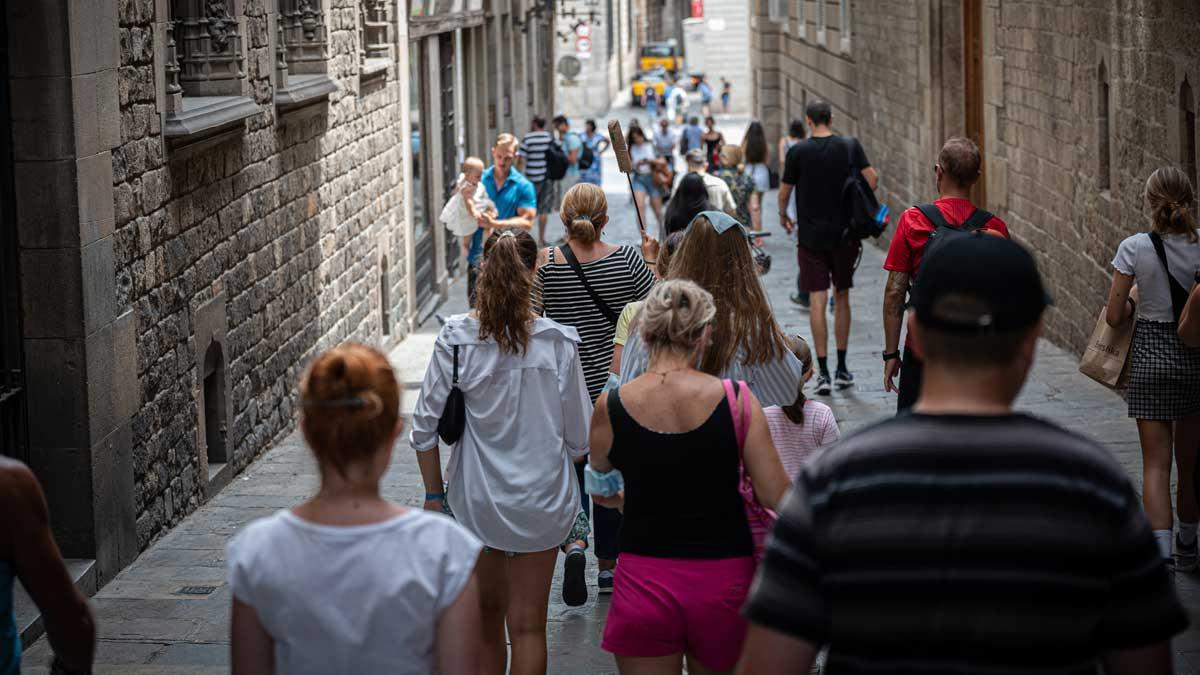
535, 182, 657, 596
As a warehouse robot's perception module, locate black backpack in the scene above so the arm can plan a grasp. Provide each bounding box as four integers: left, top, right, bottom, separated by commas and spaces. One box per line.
843, 154, 887, 240
546, 139, 568, 180
577, 136, 596, 171
916, 203, 993, 265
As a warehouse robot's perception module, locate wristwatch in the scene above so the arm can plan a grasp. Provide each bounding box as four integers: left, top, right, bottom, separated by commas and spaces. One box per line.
882, 351, 901, 363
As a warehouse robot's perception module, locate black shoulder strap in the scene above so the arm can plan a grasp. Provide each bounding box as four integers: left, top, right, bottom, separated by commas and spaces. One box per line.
451, 345, 459, 385
916, 203, 950, 230
1148, 232, 1190, 321
559, 243, 619, 325
960, 208, 993, 233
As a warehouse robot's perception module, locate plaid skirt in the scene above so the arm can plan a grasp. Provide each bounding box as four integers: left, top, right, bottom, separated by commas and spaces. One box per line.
1127, 319, 1200, 420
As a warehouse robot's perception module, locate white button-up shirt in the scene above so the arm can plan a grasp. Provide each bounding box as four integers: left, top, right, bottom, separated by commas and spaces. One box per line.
410, 315, 592, 552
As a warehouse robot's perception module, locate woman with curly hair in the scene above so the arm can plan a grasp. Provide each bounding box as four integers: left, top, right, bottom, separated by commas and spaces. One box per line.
619, 211, 803, 406
411, 227, 593, 675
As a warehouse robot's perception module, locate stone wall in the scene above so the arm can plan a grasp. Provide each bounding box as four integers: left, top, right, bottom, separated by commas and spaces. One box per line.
752, 0, 1200, 357
115, 0, 408, 548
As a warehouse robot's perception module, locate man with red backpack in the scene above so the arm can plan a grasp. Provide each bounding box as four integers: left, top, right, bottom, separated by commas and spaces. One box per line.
882, 136, 1010, 411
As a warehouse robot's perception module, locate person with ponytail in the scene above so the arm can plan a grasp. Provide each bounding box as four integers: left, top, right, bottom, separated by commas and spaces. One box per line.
411, 227, 592, 675
587, 280, 789, 674
763, 335, 839, 480
1105, 165, 1200, 571
535, 182, 657, 597
228, 344, 482, 674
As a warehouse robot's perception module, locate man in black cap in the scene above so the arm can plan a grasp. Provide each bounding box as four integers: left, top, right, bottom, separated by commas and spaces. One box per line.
738, 236, 1186, 675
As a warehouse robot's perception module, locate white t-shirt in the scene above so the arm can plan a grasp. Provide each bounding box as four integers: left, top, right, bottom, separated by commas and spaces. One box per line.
1112, 230, 1200, 322
631, 142, 657, 175
226, 509, 481, 674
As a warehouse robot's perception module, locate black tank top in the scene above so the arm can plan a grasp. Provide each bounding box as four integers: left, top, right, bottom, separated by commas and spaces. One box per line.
607, 387, 753, 559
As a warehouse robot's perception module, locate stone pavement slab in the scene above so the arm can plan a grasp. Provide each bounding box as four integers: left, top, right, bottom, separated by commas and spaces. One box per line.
22, 107, 1200, 674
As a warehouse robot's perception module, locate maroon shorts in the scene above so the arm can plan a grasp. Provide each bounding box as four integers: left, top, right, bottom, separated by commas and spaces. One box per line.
797, 239, 861, 292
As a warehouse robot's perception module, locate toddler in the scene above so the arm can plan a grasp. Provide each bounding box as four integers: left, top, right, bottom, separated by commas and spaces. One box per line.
764, 335, 840, 479
440, 157, 495, 252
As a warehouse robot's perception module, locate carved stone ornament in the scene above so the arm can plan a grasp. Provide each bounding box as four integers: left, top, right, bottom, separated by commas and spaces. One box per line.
206, 0, 234, 51
300, 0, 319, 40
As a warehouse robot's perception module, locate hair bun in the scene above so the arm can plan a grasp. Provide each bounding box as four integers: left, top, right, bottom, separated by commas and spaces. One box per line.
328, 355, 346, 380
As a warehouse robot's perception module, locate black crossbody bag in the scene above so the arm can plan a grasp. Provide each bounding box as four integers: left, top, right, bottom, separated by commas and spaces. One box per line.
436, 345, 465, 444
558, 243, 619, 325
1148, 231, 1190, 322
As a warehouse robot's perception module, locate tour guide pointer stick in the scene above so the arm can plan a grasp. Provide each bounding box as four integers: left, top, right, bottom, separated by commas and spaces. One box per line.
608, 120, 647, 234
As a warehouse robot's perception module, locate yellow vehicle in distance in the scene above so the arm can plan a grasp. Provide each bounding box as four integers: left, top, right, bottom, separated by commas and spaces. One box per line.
631, 70, 667, 105
639, 41, 682, 77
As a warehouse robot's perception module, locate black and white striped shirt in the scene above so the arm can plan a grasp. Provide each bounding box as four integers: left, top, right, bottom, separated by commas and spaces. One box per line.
519, 131, 554, 184
536, 245, 655, 401
745, 412, 1187, 674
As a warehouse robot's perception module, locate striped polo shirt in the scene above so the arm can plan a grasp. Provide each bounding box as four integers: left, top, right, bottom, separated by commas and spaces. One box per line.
519, 130, 554, 184
745, 413, 1187, 674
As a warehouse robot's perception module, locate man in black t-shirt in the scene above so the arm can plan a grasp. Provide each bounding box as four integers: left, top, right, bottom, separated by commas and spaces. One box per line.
778, 102, 877, 396
738, 236, 1186, 675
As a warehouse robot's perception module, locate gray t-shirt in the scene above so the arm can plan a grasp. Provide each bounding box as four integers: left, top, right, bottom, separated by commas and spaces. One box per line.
227, 509, 481, 674
1112, 230, 1200, 322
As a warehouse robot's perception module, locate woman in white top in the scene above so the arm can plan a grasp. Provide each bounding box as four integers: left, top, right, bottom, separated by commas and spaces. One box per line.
227, 344, 482, 675
1105, 165, 1200, 570
411, 227, 593, 675
628, 126, 666, 229
619, 211, 804, 406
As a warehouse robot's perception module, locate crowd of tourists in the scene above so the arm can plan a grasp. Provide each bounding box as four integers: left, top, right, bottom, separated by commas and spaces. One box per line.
4, 101, 1200, 675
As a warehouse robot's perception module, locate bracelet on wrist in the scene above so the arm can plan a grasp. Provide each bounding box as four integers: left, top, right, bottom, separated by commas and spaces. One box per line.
882, 351, 901, 363
644, 259, 657, 265
425, 492, 445, 501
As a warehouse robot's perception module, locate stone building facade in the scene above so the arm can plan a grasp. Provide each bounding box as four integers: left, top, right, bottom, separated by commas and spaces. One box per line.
751, 0, 1200, 355
1, 0, 553, 591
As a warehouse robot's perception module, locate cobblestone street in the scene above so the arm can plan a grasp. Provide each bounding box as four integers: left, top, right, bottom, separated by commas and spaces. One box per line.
20, 108, 1200, 673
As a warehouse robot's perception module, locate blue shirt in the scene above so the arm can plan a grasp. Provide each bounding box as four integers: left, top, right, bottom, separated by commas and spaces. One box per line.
563, 132, 583, 178
682, 124, 703, 152
581, 133, 604, 185
698, 82, 712, 102
468, 166, 536, 266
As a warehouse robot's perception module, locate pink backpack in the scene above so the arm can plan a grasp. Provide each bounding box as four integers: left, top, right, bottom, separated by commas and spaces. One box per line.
722, 379, 778, 561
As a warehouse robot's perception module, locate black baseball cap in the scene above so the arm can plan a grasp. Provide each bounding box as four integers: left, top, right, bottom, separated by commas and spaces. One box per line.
911, 235, 1052, 333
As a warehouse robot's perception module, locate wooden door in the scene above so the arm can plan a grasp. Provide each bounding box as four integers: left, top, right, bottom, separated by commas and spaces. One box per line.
963, 0, 985, 205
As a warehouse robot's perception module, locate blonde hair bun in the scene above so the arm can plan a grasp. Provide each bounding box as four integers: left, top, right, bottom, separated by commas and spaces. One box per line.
560, 183, 607, 245
640, 280, 716, 354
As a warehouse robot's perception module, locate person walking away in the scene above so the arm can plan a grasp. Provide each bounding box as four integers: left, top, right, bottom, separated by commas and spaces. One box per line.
679, 116, 703, 156
469, 134, 535, 307
881, 137, 1009, 411
740, 121, 771, 234
536, 183, 657, 596
554, 115, 583, 199
411, 229, 593, 674
581, 120, 609, 187
671, 86, 689, 125
589, 280, 790, 674
715, 145, 755, 229
627, 126, 666, 230
619, 211, 803, 407
663, 80, 679, 122
653, 117, 679, 174
1104, 166, 1200, 571
721, 77, 732, 114
738, 235, 1187, 675
778, 101, 878, 395
518, 116, 556, 246
644, 87, 659, 118
697, 76, 713, 117
228, 344, 482, 675
763, 335, 838, 480
685, 149, 737, 217
701, 116, 724, 171
778, 119, 809, 308
0, 458, 95, 675
662, 172, 715, 238
611, 231, 687, 374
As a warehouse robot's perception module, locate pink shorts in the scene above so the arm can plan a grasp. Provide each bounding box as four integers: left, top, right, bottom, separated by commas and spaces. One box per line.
601, 553, 754, 670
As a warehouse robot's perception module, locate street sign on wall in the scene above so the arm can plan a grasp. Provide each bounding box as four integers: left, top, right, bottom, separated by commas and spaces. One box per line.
576, 36, 591, 59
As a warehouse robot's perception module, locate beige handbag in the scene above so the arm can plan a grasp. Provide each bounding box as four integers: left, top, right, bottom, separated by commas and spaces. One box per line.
1079, 290, 1138, 389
